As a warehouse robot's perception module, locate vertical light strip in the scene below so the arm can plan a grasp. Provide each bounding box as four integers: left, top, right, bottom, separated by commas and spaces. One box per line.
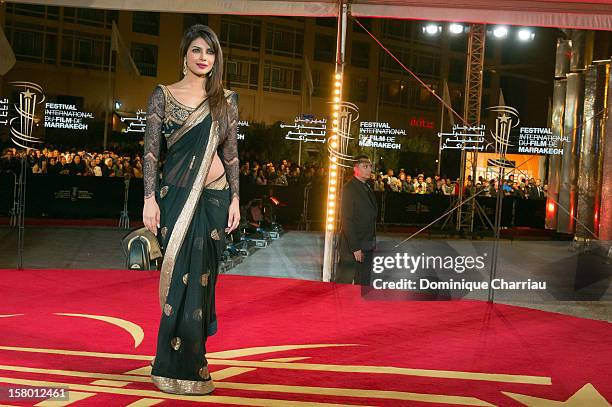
326, 72, 343, 232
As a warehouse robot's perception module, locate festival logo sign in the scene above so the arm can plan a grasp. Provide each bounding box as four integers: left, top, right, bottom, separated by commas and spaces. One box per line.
438, 105, 559, 159
1, 81, 95, 150
121, 110, 146, 133
122, 110, 249, 140
237, 120, 249, 140
0, 97, 8, 126
487, 105, 520, 168
439, 124, 486, 151
281, 114, 327, 143
7, 81, 45, 150
358, 121, 406, 150
44, 102, 94, 130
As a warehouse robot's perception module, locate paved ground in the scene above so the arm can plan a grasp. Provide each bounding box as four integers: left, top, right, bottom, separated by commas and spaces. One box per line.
1, 226, 610, 322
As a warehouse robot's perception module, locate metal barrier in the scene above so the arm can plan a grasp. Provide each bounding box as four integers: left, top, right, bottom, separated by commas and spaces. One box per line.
0, 174, 547, 229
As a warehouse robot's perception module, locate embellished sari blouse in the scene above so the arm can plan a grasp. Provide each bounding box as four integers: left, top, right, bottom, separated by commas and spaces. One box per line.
143, 85, 240, 202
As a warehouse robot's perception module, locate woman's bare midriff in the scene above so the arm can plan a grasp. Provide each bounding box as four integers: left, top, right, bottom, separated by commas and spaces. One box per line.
205, 151, 225, 185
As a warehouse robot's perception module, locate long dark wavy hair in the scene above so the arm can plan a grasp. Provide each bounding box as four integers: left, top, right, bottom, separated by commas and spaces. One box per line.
179, 24, 229, 134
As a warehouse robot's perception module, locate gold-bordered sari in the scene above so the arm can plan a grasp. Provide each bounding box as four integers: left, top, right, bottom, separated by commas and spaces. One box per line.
150, 89, 233, 395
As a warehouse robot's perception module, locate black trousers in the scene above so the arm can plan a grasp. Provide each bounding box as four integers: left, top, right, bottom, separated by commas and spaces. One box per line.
335, 246, 374, 286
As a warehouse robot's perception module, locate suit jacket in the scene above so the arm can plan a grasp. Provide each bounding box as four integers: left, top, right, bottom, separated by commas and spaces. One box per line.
340, 177, 378, 252
528, 185, 545, 199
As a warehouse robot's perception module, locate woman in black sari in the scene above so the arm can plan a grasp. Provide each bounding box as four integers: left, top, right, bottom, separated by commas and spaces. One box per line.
142, 24, 240, 395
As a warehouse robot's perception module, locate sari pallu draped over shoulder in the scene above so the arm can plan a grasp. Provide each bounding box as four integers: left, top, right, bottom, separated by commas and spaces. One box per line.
150, 91, 232, 395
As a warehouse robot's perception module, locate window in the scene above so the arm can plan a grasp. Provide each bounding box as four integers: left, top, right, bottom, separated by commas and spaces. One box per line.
312, 69, 332, 98
265, 24, 303, 58
6, 4, 59, 20
351, 40, 370, 68
349, 76, 368, 103
132, 12, 160, 36
314, 34, 335, 63
61, 30, 110, 70
380, 45, 410, 74
5, 22, 57, 64
131, 43, 158, 77
263, 61, 302, 95
380, 78, 410, 108
412, 83, 439, 110
224, 58, 259, 90
184, 14, 208, 32
415, 52, 440, 78
450, 35, 467, 53
449, 58, 465, 84
381, 19, 411, 40
64, 8, 117, 28
221, 16, 261, 52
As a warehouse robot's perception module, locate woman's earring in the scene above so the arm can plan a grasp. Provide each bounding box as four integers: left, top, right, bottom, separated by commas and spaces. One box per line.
182, 60, 188, 76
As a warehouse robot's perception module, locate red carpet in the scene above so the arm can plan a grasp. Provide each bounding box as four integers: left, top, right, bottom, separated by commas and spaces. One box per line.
0, 268, 610, 406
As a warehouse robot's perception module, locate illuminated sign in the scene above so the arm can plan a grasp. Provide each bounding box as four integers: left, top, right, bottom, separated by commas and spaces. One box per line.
237, 120, 249, 140
409, 117, 434, 129
281, 115, 327, 143
1, 82, 94, 141
6, 81, 45, 149
359, 121, 405, 150
439, 124, 486, 151
44, 103, 94, 130
121, 110, 146, 133
514, 127, 564, 155
0, 98, 7, 126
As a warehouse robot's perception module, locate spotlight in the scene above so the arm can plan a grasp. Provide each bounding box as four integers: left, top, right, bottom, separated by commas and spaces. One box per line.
517, 29, 535, 41
114, 100, 122, 110
492, 26, 508, 39
423, 24, 441, 36
449, 23, 464, 35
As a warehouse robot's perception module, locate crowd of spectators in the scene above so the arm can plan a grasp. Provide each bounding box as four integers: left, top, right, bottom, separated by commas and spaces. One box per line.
0, 146, 546, 199
0, 146, 142, 178
373, 169, 547, 199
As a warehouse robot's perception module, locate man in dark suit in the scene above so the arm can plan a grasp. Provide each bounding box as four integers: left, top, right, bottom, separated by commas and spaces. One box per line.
528, 178, 545, 199
335, 155, 378, 286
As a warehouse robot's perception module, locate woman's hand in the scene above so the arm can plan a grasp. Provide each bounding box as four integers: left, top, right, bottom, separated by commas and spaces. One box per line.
225, 198, 240, 234
143, 196, 160, 236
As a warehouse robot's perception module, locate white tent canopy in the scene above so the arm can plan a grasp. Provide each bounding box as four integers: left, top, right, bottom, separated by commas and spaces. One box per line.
8, 0, 612, 31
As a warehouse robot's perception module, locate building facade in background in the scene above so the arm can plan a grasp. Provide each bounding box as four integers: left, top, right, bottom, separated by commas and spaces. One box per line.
0, 2, 554, 177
